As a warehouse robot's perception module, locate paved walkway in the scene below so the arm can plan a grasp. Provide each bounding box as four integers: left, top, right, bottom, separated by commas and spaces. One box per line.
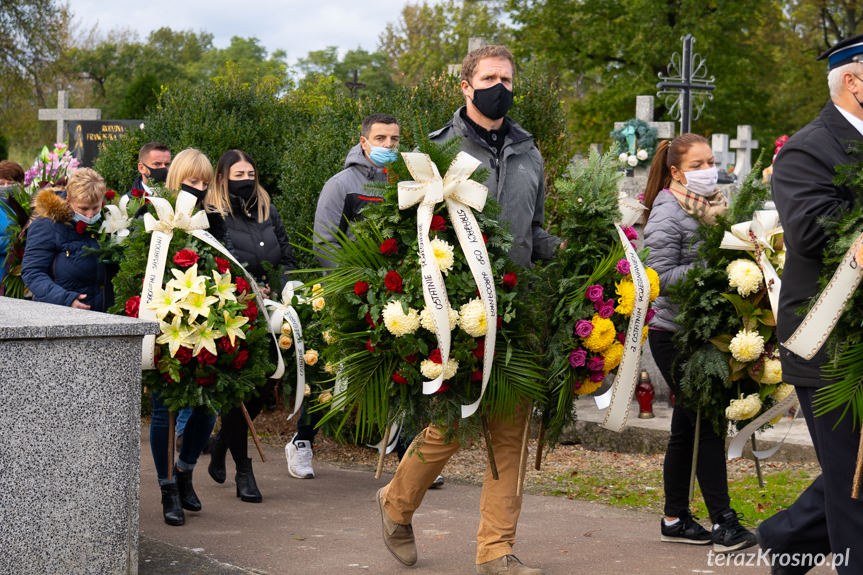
138, 425, 832, 575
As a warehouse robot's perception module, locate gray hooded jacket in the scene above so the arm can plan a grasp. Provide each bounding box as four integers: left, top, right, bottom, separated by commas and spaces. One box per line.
429, 108, 560, 268
644, 189, 703, 332
313, 143, 387, 267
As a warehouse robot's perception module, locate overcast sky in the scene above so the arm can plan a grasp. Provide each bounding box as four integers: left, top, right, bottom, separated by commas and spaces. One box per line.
66, 0, 414, 66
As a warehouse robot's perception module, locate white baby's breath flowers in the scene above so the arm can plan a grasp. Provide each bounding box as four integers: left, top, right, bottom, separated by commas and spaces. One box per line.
458, 299, 487, 338
729, 329, 765, 362
382, 300, 420, 337
727, 259, 763, 297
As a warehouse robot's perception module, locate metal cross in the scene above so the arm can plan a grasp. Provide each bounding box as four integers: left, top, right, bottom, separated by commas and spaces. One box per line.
656, 34, 715, 135
345, 69, 366, 99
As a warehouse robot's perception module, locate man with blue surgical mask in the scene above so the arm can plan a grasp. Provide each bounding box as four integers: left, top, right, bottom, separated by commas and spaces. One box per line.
292, 113, 401, 481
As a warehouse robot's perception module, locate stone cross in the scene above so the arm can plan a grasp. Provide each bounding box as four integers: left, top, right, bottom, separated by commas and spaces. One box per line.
614, 95, 675, 140
730, 125, 759, 182
38, 90, 101, 144
711, 133, 736, 173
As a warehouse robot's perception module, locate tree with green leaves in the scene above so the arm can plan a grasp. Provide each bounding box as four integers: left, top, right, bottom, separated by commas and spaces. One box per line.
295, 46, 395, 95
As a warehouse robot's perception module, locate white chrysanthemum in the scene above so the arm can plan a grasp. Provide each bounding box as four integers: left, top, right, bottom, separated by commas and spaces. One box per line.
420, 306, 459, 332
458, 298, 487, 337
727, 259, 763, 297
430, 237, 455, 275
729, 329, 765, 362
726, 393, 763, 421
420, 357, 459, 380
772, 383, 794, 403
382, 300, 420, 337
760, 358, 783, 384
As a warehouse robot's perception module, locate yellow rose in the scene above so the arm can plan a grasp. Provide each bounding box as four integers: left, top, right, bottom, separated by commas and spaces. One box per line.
318, 391, 333, 404
304, 349, 319, 366
281, 322, 292, 335
303, 383, 311, 397
278, 334, 293, 349
312, 297, 325, 312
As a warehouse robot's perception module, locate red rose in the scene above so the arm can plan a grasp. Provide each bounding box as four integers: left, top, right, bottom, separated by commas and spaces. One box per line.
232, 349, 249, 369
392, 372, 408, 385
218, 337, 238, 354
435, 382, 451, 394
354, 281, 370, 297
235, 277, 250, 294
175, 346, 192, 365
365, 312, 377, 328
472, 338, 485, 359
502, 272, 517, 289
404, 353, 417, 363
496, 316, 503, 328
471, 370, 483, 382
366, 338, 376, 353
75, 221, 87, 234
430, 215, 446, 231
105, 190, 116, 201
380, 238, 398, 255
131, 188, 145, 198
242, 299, 258, 320
124, 295, 140, 318
384, 270, 403, 293
215, 257, 231, 273
173, 249, 200, 268
428, 348, 442, 364
197, 348, 217, 365
196, 374, 216, 386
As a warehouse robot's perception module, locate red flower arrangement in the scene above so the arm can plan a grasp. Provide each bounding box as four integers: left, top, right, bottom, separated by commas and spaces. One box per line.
430, 215, 447, 231
131, 188, 145, 198
380, 238, 398, 255
502, 272, 517, 288
125, 295, 140, 317
214, 257, 231, 273
173, 249, 200, 268
232, 349, 249, 369
354, 281, 369, 297
392, 372, 408, 385
384, 270, 403, 293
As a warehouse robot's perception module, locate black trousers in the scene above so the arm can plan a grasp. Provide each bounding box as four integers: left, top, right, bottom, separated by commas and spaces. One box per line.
757, 386, 863, 575
649, 329, 731, 523
220, 380, 275, 463
294, 401, 323, 444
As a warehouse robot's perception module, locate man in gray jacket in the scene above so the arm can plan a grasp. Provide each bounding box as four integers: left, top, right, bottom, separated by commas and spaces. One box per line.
376, 45, 557, 575
312, 113, 400, 268
286, 114, 401, 480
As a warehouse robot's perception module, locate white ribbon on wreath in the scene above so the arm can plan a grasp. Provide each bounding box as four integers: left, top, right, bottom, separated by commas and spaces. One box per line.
398, 151, 497, 418
264, 281, 307, 419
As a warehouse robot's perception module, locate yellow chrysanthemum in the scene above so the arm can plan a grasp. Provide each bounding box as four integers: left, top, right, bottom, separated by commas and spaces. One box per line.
430, 237, 455, 275
645, 267, 660, 302
760, 358, 783, 385
729, 329, 765, 362
420, 306, 459, 332
582, 314, 616, 352
726, 393, 763, 421
642, 325, 649, 344
458, 299, 487, 337
615, 278, 635, 316
420, 357, 459, 380
575, 378, 603, 396
772, 383, 794, 403
382, 300, 420, 337
601, 342, 624, 373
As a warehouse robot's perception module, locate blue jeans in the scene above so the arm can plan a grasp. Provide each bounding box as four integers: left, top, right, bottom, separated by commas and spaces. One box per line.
150, 393, 216, 485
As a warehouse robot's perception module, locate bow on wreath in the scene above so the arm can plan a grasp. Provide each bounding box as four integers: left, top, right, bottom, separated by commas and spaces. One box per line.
264, 281, 307, 419
397, 151, 497, 418
719, 209, 783, 318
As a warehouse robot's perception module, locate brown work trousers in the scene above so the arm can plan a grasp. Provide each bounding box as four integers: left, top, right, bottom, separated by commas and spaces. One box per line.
380, 405, 528, 564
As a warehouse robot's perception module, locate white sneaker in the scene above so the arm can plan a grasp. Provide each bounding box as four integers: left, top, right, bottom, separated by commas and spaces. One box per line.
286, 435, 315, 479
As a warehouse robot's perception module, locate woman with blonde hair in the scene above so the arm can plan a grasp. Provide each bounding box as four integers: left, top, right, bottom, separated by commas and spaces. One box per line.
147, 148, 218, 526
22, 167, 110, 310
643, 134, 755, 553
205, 149, 295, 503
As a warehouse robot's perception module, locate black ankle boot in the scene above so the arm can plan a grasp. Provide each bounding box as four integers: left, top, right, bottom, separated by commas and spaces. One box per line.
235, 457, 262, 503
208, 434, 227, 484
160, 483, 185, 526
175, 466, 201, 512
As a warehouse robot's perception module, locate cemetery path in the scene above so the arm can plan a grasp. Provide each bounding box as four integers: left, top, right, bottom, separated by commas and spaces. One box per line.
138, 425, 830, 575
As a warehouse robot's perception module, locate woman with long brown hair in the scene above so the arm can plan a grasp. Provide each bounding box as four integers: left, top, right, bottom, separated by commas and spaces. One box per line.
643, 134, 756, 554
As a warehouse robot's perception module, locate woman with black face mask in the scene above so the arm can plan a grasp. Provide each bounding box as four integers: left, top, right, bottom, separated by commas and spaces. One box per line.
203, 149, 296, 503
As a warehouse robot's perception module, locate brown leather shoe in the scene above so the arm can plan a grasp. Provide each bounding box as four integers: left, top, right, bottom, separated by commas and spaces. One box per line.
476, 555, 544, 575
376, 487, 417, 566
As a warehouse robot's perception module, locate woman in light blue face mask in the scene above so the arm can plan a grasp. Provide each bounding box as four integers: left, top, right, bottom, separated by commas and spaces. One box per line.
640, 134, 757, 554
21, 167, 112, 311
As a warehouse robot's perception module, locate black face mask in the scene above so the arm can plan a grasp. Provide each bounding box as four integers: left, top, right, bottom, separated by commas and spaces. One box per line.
471, 82, 513, 121
228, 179, 256, 201
180, 183, 208, 203
144, 164, 168, 185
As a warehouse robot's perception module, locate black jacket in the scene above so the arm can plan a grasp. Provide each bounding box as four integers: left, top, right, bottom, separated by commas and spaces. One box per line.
773, 101, 863, 387
211, 194, 296, 286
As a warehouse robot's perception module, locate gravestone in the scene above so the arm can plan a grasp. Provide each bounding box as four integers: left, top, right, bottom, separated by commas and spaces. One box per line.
614, 96, 675, 200
38, 90, 101, 144
731, 125, 759, 182
711, 133, 736, 173
0, 297, 158, 575
67, 120, 143, 167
